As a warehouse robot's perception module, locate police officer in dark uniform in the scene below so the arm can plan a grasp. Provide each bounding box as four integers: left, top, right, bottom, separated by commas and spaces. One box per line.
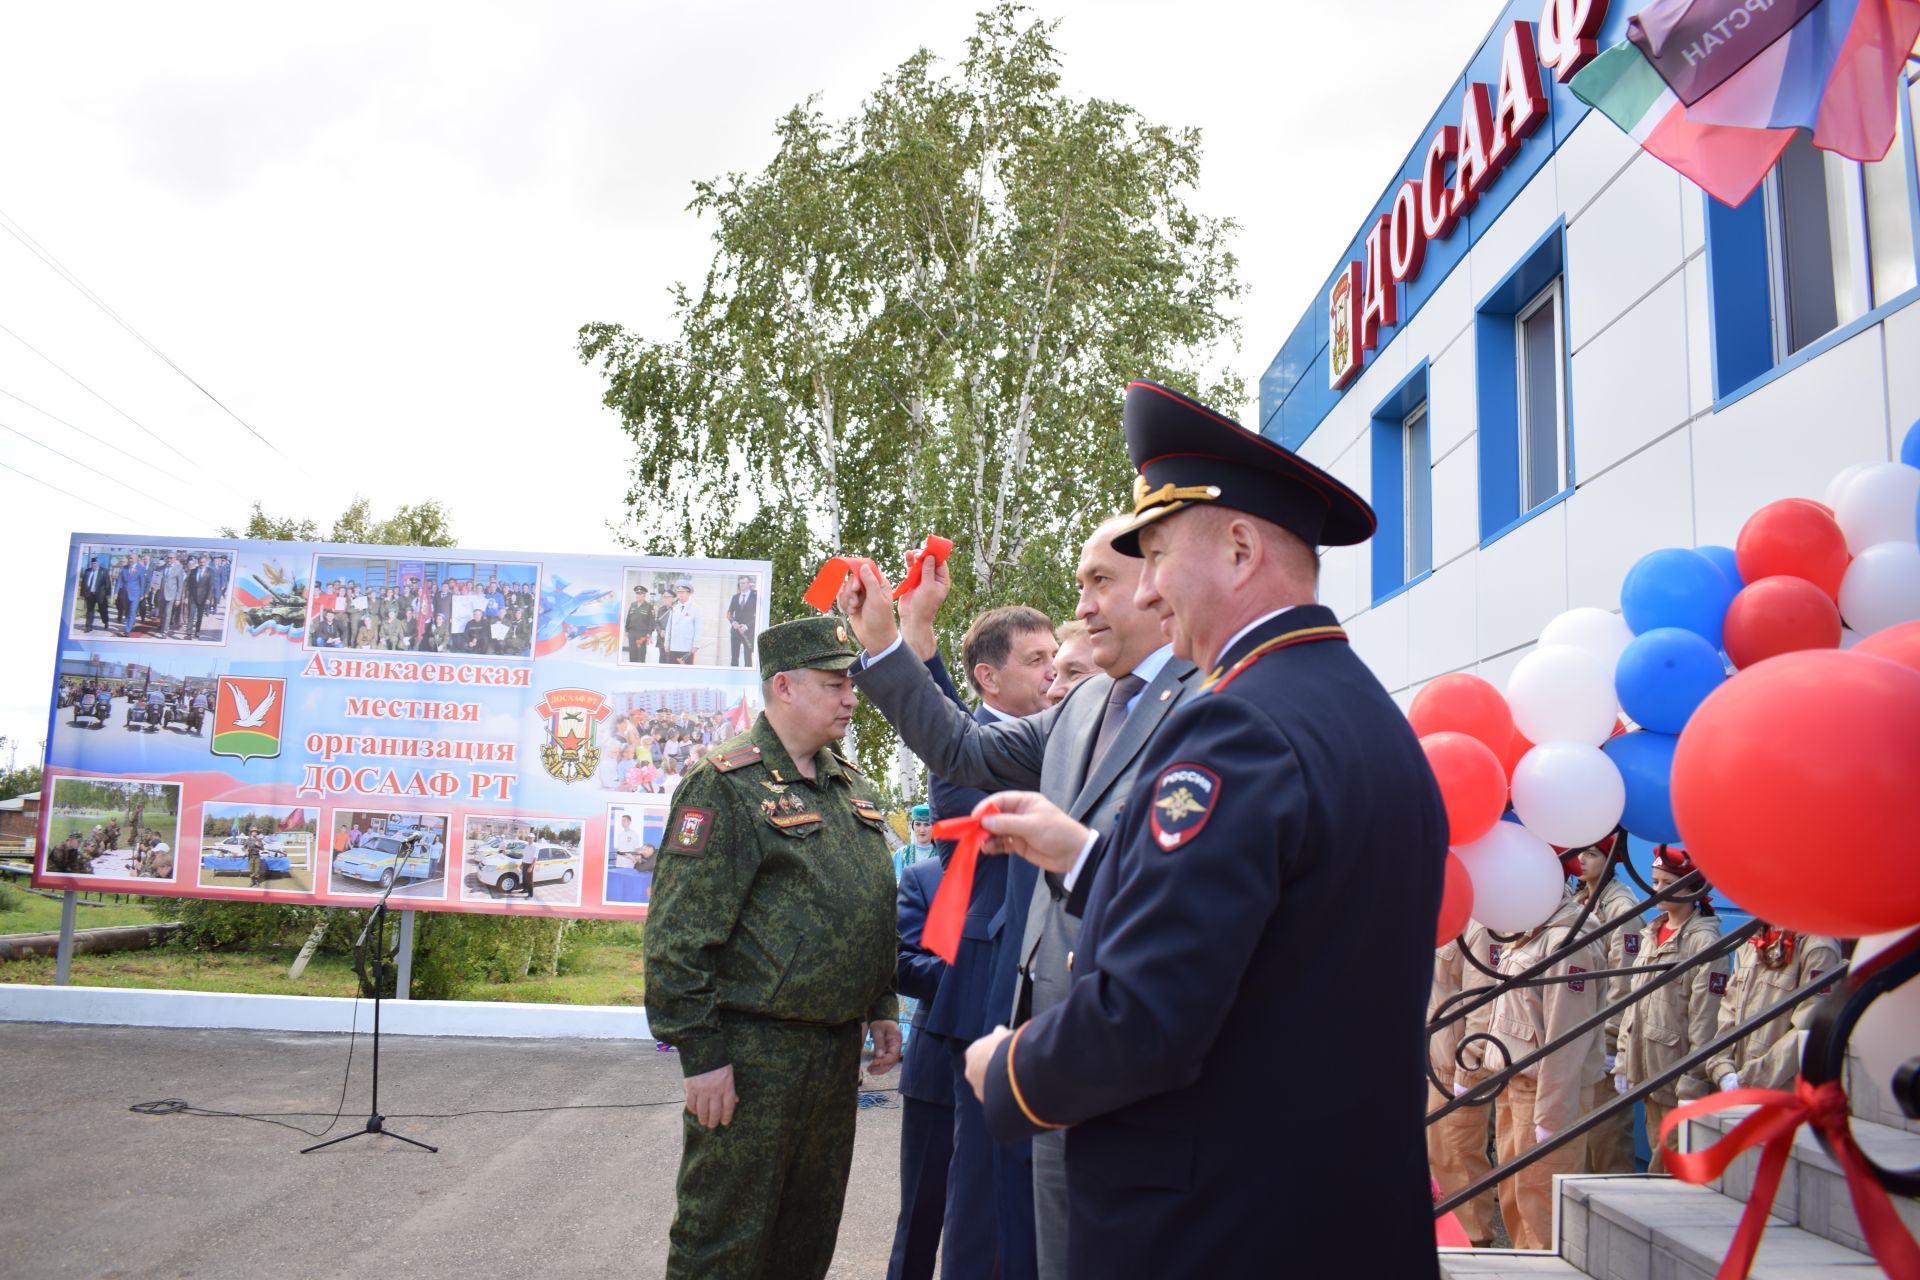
644, 615, 902, 1279
960, 381, 1449, 1279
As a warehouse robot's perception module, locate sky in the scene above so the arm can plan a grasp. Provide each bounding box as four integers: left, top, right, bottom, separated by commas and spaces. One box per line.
0, 0, 1500, 761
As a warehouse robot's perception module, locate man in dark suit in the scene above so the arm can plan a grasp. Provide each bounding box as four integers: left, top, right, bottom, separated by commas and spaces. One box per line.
889, 855, 953, 1280
958, 381, 1447, 1279
78, 558, 109, 632
726, 574, 758, 667
842, 516, 1200, 1280
909, 606, 1054, 1280
185, 555, 216, 639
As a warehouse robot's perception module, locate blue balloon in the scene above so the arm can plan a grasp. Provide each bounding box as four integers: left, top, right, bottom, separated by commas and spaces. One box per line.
1695, 544, 1744, 593
1619, 547, 1736, 647
1603, 730, 1681, 844
1614, 628, 1726, 734
1901, 417, 1920, 470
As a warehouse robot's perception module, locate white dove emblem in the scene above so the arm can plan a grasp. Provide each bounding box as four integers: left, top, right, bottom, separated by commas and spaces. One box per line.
226, 680, 277, 728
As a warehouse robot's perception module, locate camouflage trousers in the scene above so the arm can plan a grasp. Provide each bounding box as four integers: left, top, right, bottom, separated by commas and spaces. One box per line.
666, 1018, 863, 1280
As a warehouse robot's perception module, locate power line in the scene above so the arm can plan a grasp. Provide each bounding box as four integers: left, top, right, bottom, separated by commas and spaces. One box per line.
0, 418, 197, 521
0, 206, 281, 456
0, 385, 189, 486
0, 456, 121, 521
0, 319, 194, 466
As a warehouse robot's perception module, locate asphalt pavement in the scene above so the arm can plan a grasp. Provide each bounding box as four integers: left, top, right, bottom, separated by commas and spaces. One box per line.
0, 1022, 907, 1279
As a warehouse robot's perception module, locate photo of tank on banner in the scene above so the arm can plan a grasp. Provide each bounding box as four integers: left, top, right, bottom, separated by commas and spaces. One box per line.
35, 533, 769, 921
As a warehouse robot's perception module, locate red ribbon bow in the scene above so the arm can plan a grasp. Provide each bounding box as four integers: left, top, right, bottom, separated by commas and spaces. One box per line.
922, 803, 997, 965
1660, 1077, 1920, 1279
892, 535, 953, 601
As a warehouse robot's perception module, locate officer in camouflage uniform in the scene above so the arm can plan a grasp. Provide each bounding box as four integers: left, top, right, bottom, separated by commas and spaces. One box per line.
645, 614, 903, 1279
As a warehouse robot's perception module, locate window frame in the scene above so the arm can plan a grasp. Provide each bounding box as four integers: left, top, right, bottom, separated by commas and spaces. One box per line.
1514, 277, 1569, 514
1401, 400, 1433, 583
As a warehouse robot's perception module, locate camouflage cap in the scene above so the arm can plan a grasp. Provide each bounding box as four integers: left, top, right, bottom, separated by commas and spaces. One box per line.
758, 616, 860, 679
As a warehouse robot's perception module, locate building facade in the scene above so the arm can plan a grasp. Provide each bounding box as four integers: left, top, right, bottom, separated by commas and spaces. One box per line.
1262, 0, 1920, 705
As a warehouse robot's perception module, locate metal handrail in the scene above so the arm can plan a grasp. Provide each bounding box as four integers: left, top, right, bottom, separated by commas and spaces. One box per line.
1434, 952, 1851, 1218
1801, 926, 1920, 1196
1427, 917, 1763, 1120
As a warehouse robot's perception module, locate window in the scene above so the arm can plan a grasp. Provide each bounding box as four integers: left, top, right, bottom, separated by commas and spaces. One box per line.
1369, 362, 1433, 602
1402, 401, 1433, 581
1707, 65, 1920, 398
1515, 279, 1568, 512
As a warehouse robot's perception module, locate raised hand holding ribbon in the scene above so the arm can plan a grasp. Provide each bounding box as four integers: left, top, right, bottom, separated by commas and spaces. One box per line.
803, 555, 882, 614
923, 802, 998, 964
892, 535, 953, 601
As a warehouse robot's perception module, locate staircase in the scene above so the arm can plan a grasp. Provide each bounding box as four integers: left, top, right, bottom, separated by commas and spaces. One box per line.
1439, 1055, 1920, 1279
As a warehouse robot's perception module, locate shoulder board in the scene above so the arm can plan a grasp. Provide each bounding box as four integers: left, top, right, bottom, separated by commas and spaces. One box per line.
831, 750, 862, 776
711, 744, 764, 774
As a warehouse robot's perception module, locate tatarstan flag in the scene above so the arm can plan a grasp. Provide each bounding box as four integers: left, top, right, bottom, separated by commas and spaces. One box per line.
1571, 40, 1796, 205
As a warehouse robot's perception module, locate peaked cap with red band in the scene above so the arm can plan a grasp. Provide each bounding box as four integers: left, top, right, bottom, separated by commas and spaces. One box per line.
1111, 380, 1376, 556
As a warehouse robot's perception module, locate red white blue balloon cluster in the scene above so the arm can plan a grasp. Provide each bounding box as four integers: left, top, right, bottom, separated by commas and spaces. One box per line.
1413, 420, 1920, 948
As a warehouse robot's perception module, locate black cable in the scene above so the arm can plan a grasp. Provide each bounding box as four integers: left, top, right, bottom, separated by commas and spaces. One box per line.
0, 457, 123, 520
0, 206, 281, 455
0, 418, 197, 520
0, 319, 193, 465
0, 385, 190, 485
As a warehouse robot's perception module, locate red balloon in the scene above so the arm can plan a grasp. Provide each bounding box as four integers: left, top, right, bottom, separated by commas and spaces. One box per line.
1420, 731, 1508, 845
1409, 674, 1514, 753
1497, 727, 1535, 782
1854, 620, 1920, 675
1782, 496, 1835, 518
1435, 850, 1475, 947
1735, 499, 1850, 598
1673, 649, 1920, 935
1723, 576, 1842, 668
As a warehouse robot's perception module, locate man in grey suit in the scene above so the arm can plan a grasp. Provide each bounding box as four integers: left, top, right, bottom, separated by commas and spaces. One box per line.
840, 514, 1199, 1280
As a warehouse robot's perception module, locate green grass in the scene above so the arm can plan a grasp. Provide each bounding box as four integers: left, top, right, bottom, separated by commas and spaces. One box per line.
0, 887, 160, 932
0, 914, 648, 1005
210, 730, 278, 761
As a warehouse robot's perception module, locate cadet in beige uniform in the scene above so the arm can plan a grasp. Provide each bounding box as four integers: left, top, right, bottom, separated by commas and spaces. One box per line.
1570, 834, 1642, 1174
1612, 845, 1729, 1173
1428, 923, 1497, 1246
1455, 894, 1601, 1251
1706, 927, 1840, 1093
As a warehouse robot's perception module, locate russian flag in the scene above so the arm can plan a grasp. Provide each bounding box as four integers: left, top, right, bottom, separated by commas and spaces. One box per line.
1575, 0, 1920, 205
233, 574, 275, 609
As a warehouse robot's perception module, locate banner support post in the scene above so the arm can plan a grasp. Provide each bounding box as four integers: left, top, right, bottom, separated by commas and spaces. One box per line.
395, 909, 415, 1000
54, 890, 76, 984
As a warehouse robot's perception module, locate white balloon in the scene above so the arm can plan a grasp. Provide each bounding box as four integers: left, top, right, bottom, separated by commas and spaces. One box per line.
1838, 542, 1920, 635
1834, 462, 1920, 554
1852, 929, 1920, 1110
1510, 742, 1627, 848
1506, 644, 1620, 747
1538, 608, 1635, 671
1824, 461, 1875, 510
1456, 822, 1566, 933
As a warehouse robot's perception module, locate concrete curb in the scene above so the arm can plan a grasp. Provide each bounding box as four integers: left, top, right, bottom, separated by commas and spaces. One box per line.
0, 983, 653, 1039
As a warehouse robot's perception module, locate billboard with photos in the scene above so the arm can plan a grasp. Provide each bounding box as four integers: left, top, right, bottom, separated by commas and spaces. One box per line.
38, 532, 769, 919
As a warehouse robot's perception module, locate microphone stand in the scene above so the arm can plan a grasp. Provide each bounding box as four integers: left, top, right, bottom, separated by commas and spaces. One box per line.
302, 862, 437, 1154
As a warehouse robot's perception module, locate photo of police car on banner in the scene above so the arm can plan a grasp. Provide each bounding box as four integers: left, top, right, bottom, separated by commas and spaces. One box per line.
37, 531, 772, 921
460, 814, 586, 907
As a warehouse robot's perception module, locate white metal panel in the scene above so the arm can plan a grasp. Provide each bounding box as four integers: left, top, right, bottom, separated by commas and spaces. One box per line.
1555, 113, 1643, 225
1429, 332, 1478, 462
1476, 499, 1569, 655
1683, 255, 1716, 418
1431, 438, 1480, 565
1409, 551, 1479, 682
1568, 273, 1692, 480
1879, 301, 1920, 455
1470, 161, 1565, 305
1346, 587, 1410, 694
1566, 429, 1696, 609
1566, 153, 1686, 351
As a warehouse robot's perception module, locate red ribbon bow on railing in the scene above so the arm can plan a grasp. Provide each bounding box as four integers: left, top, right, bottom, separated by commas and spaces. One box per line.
921, 803, 997, 965
1660, 1077, 1920, 1279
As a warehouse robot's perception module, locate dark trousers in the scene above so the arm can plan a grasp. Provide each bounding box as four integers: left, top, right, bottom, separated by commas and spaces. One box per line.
941, 1040, 1000, 1279
668, 1020, 862, 1280
887, 1094, 954, 1280
628, 637, 650, 663
188, 600, 206, 639
522, 865, 537, 896
83, 595, 106, 630
730, 627, 754, 667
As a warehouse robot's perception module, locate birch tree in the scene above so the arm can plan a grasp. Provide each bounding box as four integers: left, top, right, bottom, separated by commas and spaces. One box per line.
580, 2, 1242, 782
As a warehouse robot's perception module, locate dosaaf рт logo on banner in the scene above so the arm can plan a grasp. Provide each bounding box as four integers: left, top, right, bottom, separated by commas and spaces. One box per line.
211, 676, 286, 764
536, 687, 611, 784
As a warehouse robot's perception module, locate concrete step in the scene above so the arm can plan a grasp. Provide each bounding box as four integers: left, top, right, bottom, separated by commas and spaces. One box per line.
1559, 1175, 1884, 1278
1847, 1052, 1920, 1139
1438, 1252, 1585, 1279
1690, 1103, 1920, 1257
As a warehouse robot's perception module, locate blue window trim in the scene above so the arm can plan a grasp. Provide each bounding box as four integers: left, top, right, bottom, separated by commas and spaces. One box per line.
1705, 81, 1920, 411
1475, 217, 1574, 546
1369, 360, 1433, 605
1371, 569, 1434, 608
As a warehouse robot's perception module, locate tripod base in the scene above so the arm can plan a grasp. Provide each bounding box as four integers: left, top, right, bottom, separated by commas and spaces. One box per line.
301, 1114, 438, 1155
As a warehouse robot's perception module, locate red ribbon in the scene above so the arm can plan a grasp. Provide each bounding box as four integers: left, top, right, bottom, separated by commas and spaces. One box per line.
1660, 1077, 1920, 1280
922, 803, 997, 965
891, 535, 953, 601
801, 556, 880, 614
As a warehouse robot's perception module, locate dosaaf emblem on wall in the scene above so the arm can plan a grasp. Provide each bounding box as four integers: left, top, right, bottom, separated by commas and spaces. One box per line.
211, 676, 285, 764
535, 687, 610, 784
